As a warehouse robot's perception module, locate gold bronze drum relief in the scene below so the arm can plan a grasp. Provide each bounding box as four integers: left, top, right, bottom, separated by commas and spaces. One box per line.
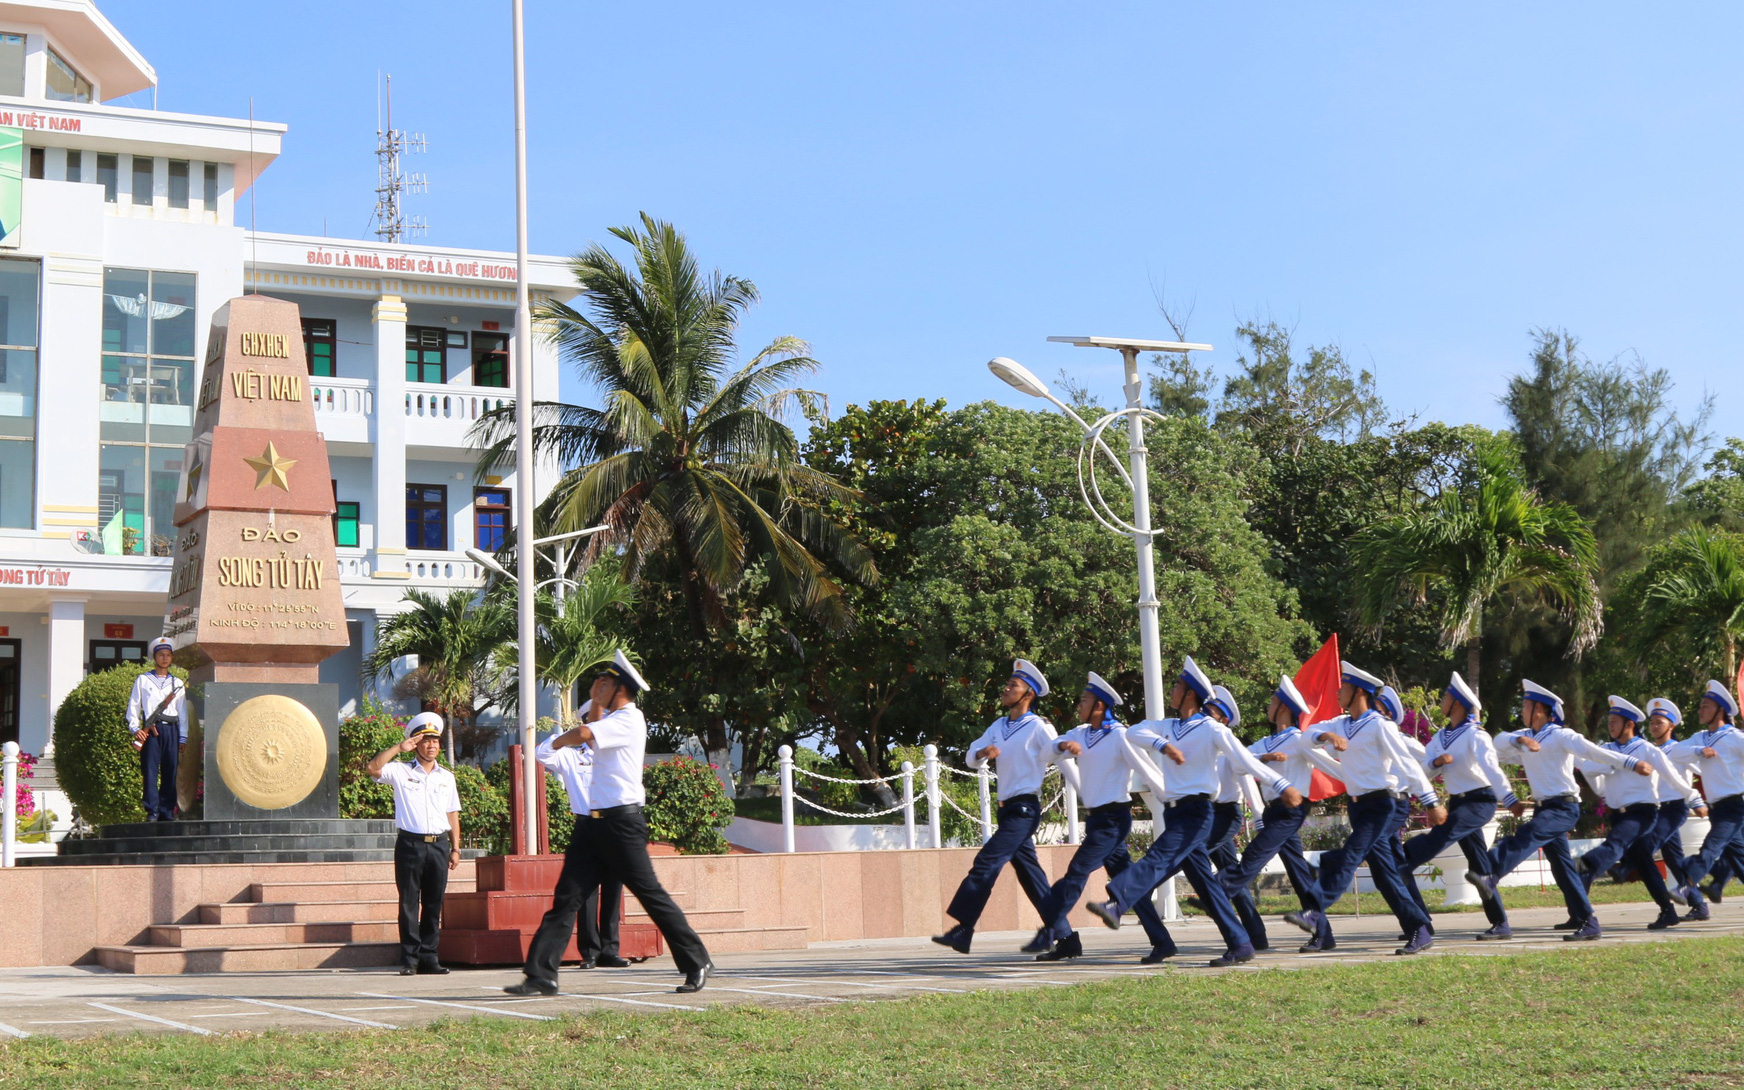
213, 695, 328, 810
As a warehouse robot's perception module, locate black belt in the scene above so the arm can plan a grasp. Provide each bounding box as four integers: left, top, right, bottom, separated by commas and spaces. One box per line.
583, 803, 642, 819
1447, 788, 1497, 804
1090, 800, 1130, 814
1357, 789, 1404, 801
398, 830, 450, 844
999, 793, 1039, 807
1534, 794, 1577, 806
1712, 793, 1743, 806
1164, 793, 1210, 809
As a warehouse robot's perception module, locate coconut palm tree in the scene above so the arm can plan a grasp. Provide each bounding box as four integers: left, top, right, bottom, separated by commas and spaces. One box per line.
492, 568, 637, 731
473, 214, 876, 772
363, 588, 513, 761
1634, 526, 1744, 680
1351, 436, 1602, 694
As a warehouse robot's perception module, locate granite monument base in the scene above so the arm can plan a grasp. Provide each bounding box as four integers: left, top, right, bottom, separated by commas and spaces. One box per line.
197, 682, 339, 822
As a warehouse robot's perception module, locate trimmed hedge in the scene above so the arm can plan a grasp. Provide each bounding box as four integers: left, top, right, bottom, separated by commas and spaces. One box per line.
644, 756, 734, 855
54, 663, 191, 827
338, 705, 510, 852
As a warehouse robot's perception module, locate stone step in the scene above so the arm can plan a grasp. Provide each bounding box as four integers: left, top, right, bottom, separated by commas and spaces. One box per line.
27, 849, 404, 866
61, 834, 402, 856
92, 819, 398, 840
692, 925, 811, 954
441, 889, 699, 931
200, 899, 402, 924
250, 879, 400, 903
149, 920, 400, 948
94, 941, 401, 975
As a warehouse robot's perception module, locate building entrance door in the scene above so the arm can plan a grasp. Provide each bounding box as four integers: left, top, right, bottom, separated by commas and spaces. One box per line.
0, 638, 20, 746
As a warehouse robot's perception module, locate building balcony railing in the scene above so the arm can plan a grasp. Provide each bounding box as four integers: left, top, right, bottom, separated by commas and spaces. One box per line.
336, 548, 489, 589
312, 378, 375, 418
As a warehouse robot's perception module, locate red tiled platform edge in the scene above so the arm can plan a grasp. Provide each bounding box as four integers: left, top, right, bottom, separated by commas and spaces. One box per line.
440, 855, 665, 965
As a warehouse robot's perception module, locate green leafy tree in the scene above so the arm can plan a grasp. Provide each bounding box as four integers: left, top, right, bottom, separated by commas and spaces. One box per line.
1686, 437, 1744, 530
362, 588, 513, 761
474, 214, 875, 774
1631, 526, 1744, 681
1351, 436, 1602, 719
1216, 320, 1388, 456
490, 565, 636, 731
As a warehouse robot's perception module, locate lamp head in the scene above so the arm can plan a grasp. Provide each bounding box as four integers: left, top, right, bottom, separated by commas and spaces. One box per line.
464, 547, 513, 581
987, 357, 1050, 399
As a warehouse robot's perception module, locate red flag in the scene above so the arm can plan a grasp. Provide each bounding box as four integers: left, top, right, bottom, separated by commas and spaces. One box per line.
1294, 634, 1346, 801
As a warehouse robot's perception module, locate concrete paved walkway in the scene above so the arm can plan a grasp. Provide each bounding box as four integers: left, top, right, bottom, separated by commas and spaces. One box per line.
1, 900, 1735, 1039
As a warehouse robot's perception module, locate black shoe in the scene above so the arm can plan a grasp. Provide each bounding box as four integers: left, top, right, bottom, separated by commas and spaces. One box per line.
1562, 916, 1602, 942
930, 925, 973, 953
676, 962, 714, 994
1395, 926, 1434, 956
1036, 932, 1082, 961
1551, 917, 1581, 931
416, 963, 450, 975
1086, 900, 1122, 931
1667, 884, 1689, 907
1683, 905, 1711, 922
1283, 910, 1319, 936
1250, 937, 1269, 952
579, 957, 598, 969
1701, 881, 1723, 904
1298, 933, 1336, 953
595, 954, 631, 968
398, 965, 417, 976
1139, 944, 1178, 964
1647, 910, 1680, 931
1466, 871, 1499, 903
1020, 928, 1054, 955
504, 977, 558, 996
1576, 855, 1598, 892
1475, 924, 1512, 941
1207, 944, 1255, 968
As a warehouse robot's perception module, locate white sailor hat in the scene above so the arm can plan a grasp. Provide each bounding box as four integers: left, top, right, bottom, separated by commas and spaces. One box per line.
599, 649, 650, 693
1377, 685, 1404, 722
1274, 674, 1310, 719
1010, 659, 1049, 699
1084, 671, 1121, 709
1702, 679, 1739, 719
1607, 695, 1644, 723
1445, 671, 1480, 713
1177, 656, 1213, 701
1646, 697, 1682, 726
149, 636, 174, 656
405, 711, 444, 740
1340, 661, 1382, 694
1521, 679, 1564, 723
1207, 685, 1241, 729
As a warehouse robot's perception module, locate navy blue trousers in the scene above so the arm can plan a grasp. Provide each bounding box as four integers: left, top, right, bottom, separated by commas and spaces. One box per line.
1107, 795, 1251, 951
1312, 791, 1430, 933
139, 724, 178, 822
1037, 804, 1170, 947
1206, 800, 1242, 871
1402, 790, 1507, 927
1581, 802, 1660, 878
1488, 796, 1591, 921
1681, 794, 1744, 911
1628, 801, 1688, 913
945, 795, 1052, 929
1219, 798, 1318, 947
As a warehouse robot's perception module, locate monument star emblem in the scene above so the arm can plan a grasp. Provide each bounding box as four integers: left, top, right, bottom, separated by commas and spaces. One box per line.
243, 441, 297, 491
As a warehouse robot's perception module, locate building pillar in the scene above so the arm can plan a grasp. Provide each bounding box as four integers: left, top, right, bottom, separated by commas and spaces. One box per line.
44, 598, 87, 757
38, 254, 103, 545
370, 290, 409, 582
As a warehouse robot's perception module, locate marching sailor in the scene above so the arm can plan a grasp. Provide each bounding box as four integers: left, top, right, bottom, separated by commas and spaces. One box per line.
1283, 662, 1446, 956
508, 652, 714, 996
365, 712, 462, 975
1200, 686, 1269, 946
933, 660, 1063, 954
1085, 657, 1301, 968
1022, 672, 1175, 963
1634, 698, 1706, 926
125, 637, 187, 822
1466, 680, 1646, 942
1400, 671, 1516, 939
1375, 685, 1436, 936
1216, 674, 1324, 952
535, 713, 627, 968
1668, 680, 1744, 919
1572, 696, 1697, 931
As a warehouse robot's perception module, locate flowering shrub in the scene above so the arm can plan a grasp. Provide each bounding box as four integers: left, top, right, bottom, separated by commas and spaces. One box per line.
643, 756, 733, 854
11, 750, 35, 820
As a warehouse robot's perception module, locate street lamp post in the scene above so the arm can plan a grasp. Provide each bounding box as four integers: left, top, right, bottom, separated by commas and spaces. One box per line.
468, 524, 610, 855
987, 336, 1212, 724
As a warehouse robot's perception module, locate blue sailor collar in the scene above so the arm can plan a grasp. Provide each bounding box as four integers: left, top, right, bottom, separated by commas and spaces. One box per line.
1174, 711, 1211, 738
1262, 726, 1300, 751
1001, 712, 1040, 740
1084, 723, 1117, 749
1344, 709, 1381, 737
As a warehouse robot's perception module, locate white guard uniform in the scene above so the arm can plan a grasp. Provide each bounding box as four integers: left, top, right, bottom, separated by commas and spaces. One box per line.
375, 759, 461, 836
126, 671, 188, 742
1129, 712, 1290, 802
966, 712, 1065, 802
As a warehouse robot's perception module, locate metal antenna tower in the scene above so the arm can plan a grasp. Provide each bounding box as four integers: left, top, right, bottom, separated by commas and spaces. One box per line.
371, 74, 428, 242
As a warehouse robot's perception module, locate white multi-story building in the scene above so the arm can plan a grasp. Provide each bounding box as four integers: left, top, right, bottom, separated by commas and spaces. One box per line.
0, 0, 573, 757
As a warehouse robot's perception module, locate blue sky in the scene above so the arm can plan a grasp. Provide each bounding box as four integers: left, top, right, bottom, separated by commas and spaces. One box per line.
106, 2, 1740, 441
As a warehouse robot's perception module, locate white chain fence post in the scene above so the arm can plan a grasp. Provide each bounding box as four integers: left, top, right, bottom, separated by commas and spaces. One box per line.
777, 744, 795, 854
977, 763, 993, 843
2, 741, 17, 868
1064, 778, 1080, 845
923, 745, 941, 849
901, 761, 916, 850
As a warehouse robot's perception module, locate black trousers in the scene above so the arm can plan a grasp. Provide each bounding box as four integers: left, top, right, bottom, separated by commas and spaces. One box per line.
139, 722, 178, 822
580, 878, 624, 959
394, 832, 450, 968
524, 809, 710, 984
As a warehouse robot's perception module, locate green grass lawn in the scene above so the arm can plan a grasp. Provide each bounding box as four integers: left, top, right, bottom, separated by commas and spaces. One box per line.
8, 939, 1743, 1089
1187, 878, 1674, 918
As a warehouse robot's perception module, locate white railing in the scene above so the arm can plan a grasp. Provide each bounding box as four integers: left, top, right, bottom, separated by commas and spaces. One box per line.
406, 553, 487, 584
336, 552, 374, 579
2, 741, 17, 868
405, 386, 513, 424
311, 378, 375, 418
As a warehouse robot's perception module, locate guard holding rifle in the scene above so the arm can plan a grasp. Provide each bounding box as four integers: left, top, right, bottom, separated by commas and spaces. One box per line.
366, 711, 462, 976
126, 637, 186, 822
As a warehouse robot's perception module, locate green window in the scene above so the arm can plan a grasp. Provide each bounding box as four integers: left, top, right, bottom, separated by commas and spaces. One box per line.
472, 332, 509, 388
406, 326, 445, 383
302, 318, 335, 377
335, 501, 360, 548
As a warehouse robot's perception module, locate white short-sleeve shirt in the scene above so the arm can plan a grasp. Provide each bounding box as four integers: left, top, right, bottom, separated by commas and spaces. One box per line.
586, 703, 648, 809
375, 760, 461, 836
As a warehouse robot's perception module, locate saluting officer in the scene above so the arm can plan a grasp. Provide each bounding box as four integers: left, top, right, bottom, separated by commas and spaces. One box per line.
1401, 671, 1516, 940
126, 636, 187, 822
365, 711, 462, 975
1022, 672, 1175, 964
535, 714, 627, 968
933, 659, 1063, 955
508, 652, 714, 996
